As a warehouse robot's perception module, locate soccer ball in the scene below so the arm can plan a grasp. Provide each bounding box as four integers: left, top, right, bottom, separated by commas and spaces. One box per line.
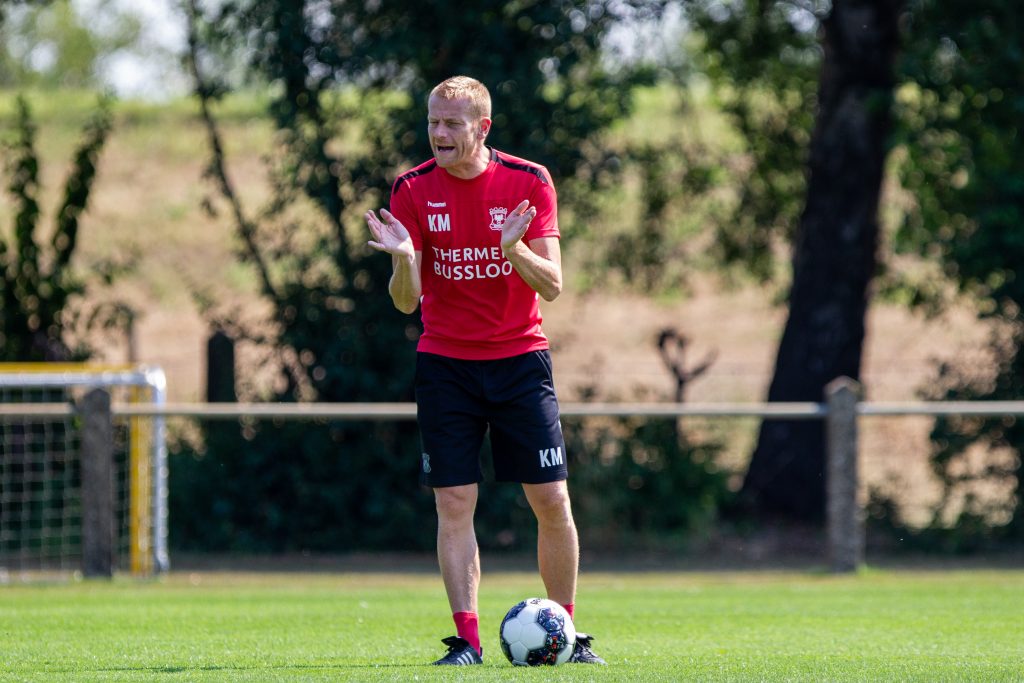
499, 598, 576, 666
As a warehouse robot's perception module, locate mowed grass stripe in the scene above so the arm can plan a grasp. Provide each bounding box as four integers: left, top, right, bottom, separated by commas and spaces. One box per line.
2, 570, 1022, 681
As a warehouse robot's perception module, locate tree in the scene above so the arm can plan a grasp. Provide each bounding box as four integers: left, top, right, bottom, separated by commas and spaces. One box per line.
1, 94, 113, 361
0, 0, 142, 90
892, 0, 1024, 538
689, 0, 904, 521
687, 0, 823, 282
173, 0, 663, 551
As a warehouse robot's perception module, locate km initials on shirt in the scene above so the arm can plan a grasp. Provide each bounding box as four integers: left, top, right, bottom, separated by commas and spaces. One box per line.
428, 213, 451, 232
539, 447, 563, 468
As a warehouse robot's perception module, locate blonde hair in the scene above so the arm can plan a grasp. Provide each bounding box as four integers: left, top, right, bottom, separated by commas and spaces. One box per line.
429, 76, 492, 119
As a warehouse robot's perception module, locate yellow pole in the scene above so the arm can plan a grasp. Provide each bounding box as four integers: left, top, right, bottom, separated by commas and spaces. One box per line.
129, 385, 152, 576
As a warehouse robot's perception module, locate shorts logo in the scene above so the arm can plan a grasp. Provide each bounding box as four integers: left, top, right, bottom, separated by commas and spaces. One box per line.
422, 453, 432, 473
539, 447, 563, 468
488, 206, 508, 231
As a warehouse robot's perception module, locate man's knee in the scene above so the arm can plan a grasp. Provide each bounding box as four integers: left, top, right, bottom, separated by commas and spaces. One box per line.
434, 484, 478, 522
524, 481, 574, 526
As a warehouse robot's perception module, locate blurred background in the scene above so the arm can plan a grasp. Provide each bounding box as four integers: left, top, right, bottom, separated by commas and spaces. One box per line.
1, 0, 1022, 566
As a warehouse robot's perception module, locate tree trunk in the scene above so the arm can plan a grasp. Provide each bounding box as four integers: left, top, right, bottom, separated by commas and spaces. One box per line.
740, 0, 904, 522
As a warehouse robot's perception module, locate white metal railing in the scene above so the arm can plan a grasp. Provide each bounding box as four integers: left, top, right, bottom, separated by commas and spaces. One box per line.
4, 379, 1023, 575
0, 401, 826, 419
858, 401, 1024, 416
3, 399, 1024, 419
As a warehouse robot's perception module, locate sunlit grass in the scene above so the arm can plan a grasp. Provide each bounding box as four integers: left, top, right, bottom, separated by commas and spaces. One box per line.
3, 568, 1022, 681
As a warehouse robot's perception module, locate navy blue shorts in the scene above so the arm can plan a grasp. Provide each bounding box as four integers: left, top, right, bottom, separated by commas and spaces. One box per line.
414, 350, 568, 487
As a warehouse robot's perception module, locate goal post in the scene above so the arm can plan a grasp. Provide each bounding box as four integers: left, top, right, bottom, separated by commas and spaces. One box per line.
0, 363, 168, 578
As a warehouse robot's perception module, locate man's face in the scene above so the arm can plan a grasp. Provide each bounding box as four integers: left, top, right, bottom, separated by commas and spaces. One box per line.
427, 94, 490, 177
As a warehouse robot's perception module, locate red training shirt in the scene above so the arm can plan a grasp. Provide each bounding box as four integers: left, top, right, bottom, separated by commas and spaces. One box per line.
389, 147, 560, 360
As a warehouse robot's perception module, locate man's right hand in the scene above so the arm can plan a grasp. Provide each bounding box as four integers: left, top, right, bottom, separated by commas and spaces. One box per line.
366, 208, 415, 259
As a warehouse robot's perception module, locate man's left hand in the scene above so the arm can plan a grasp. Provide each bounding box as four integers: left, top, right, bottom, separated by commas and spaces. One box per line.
501, 199, 537, 254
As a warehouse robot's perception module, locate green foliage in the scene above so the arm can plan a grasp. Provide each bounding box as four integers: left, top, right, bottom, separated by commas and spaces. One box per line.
599, 137, 729, 293
0, 0, 142, 90
0, 93, 112, 360
684, 0, 824, 281
172, 411, 729, 557
574, 0, 823, 294
170, 413, 730, 554
192, 0, 662, 227
889, 0, 1024, 540
170, 419, 430, 552
565, 415, 729, 549
171, 0, 692, 552
895, 1, 1024, 317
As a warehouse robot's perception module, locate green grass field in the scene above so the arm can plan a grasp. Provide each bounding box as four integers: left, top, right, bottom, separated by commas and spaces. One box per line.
3, 567, 1023, 681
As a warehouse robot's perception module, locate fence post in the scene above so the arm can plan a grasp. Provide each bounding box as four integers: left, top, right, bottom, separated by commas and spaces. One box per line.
826, 377, 863, 573
206, 329, 237, 403
80, 388, 115, 578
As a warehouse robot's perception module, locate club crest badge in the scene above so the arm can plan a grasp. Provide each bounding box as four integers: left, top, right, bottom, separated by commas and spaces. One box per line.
488, 206, 508, 231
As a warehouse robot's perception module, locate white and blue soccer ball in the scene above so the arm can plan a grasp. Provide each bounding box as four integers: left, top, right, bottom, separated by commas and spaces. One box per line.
499, 598, 576, 666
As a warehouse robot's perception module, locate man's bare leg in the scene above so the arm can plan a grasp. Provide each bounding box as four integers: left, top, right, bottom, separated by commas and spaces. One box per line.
522, 480, 578, 605
435, 483, 480, 611
522, 480, 605, 664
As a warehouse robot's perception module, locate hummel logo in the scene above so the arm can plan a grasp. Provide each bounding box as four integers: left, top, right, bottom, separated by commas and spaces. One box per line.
427, 201, 447, 208
539, 447, 563, 468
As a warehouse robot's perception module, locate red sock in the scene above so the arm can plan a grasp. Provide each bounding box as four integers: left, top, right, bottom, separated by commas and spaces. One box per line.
562, 603, 575, 620
453, 611, 481, 654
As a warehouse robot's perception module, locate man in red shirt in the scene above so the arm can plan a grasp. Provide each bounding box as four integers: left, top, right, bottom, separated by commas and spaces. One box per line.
365, 75, 604, 666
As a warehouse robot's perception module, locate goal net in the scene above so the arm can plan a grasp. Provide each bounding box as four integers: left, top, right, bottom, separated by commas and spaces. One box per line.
0, 364, 168, 580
